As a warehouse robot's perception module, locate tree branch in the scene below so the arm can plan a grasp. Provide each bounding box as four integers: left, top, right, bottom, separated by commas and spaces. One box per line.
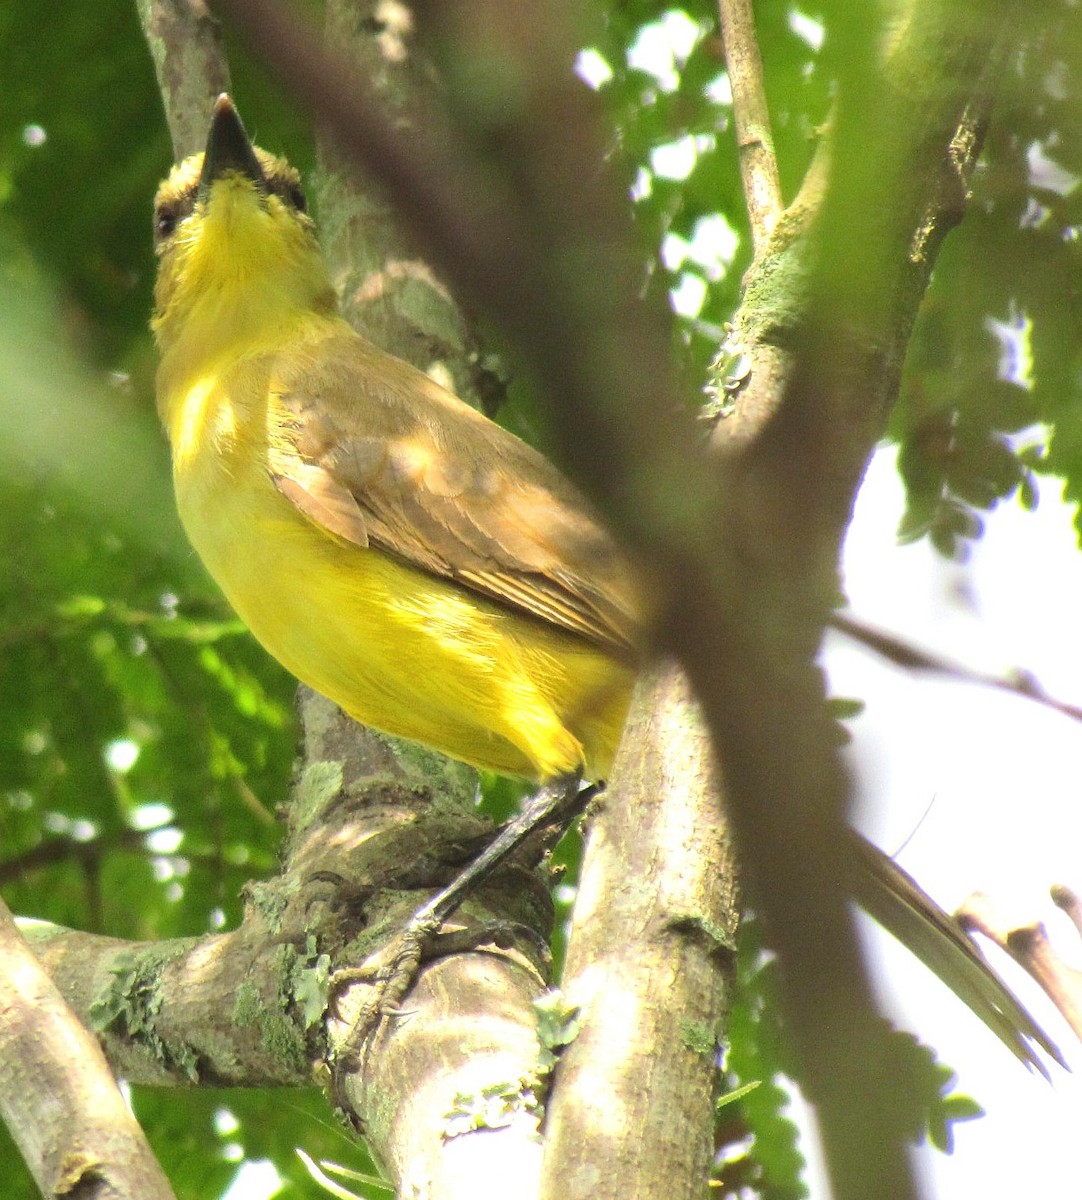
136, 0, 231, 159
0, 826, 165, 886
717, 0, 783, 251
27, 695, 561, 1200
316, 0, 497, 409
0, 898, 176, 1199
299, 693, 552, 1200
542, 662, 740, 1200
310, 6, 566, 1187
695, 6, 1011, 1194
959, 889, 1082, 1043
25, 699, 551, 1106
831, 610, 1082, 726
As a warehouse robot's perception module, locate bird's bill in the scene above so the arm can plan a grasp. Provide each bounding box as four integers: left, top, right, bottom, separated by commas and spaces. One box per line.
199, 94, 266, 201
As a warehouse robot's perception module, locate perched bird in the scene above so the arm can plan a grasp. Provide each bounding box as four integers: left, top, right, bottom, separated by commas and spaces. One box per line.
152, 97, 637, 784
151, 95, 1059, 1070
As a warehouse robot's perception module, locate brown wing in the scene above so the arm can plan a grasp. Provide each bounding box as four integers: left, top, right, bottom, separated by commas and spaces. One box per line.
264, 328, 642, 656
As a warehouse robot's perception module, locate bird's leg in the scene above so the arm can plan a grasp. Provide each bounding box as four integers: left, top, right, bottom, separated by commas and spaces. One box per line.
329, 771, 593, 1077
409, 771, 592, 931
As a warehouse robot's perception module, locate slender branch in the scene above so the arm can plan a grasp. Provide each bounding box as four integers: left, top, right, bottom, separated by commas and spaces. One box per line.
136, 0, 231, 159
0, 823, 271, 887
1052, 883, 1082, 939
831, 611, 1082, 726
0, 899, 176, 1199
700, 9, 1009, 1192
958, 890, 1082, 1044
0, 827, 159, 885
717, 0, 783, 251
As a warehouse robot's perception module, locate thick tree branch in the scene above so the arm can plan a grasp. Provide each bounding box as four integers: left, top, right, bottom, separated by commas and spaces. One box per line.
300, 693, 552, 1200
542, 662, 740, 1200
0, 898, 176, 1199
26, 701, 551, 1102
697, 5, 1012, 1194
312, 7, 566, 1188
26, 918, 313, 1089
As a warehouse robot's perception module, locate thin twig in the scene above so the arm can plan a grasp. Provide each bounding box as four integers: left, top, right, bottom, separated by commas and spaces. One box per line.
1052, 883, 1082, 938
959, 891, 1082, 1046
717, 0, 783, 251
830, 611, 1082, 727
0, 824, 231, 885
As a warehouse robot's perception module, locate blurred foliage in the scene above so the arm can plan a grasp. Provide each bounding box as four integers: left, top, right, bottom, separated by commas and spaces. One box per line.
593, 0, 1082, 557
0, 6, 315, 1197
1, 1, 1080, 1197
888, 0, 1082, 553
718, 915, 983, 1198
721, 914, 808, 1199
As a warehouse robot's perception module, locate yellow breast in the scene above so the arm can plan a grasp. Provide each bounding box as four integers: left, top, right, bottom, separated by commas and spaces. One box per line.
160, 348, 633, 779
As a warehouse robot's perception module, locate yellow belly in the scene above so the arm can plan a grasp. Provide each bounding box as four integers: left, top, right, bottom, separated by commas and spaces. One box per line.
174, 427, 633, 780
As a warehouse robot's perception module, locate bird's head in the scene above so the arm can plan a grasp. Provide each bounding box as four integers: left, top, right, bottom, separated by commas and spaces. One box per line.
151, 95, 336, 355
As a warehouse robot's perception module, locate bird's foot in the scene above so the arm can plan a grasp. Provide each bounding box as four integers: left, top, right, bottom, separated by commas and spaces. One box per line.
327, 772, 593, 1091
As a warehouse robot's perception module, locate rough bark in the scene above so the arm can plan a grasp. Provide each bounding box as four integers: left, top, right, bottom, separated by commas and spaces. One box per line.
136, 0, 232, 160
541, 663, 740, 1200
0, 899, 176, 1200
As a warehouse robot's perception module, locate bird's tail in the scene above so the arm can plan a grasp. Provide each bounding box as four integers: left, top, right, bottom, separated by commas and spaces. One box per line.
849, 833, 1066, 1076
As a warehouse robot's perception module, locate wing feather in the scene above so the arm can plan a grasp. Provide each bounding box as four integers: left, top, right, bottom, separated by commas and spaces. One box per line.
264, 329, 642, 656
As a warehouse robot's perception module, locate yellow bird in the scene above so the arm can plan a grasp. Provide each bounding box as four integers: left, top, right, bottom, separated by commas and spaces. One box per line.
152, 97, 638, 783
151, 96, 1057, 1070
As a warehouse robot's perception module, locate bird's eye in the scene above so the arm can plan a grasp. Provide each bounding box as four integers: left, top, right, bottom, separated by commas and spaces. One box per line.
155, 208, 178, 241
287, 183, 307, 213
